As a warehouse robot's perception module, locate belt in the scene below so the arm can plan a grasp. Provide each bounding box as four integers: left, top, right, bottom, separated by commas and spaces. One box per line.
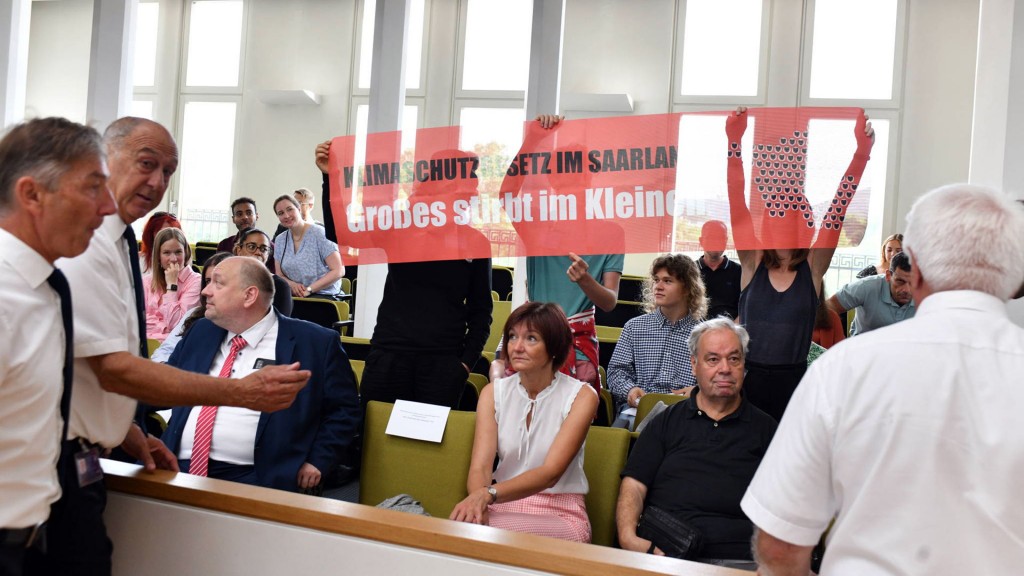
0, 523, 45, 549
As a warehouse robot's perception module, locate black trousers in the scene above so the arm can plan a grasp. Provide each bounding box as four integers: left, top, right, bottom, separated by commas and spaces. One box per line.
24, 440, 112, 576
742, 361, 807, 422
360, 348, 467, 411
0, 546, 26, 576
178, 458, 258, 485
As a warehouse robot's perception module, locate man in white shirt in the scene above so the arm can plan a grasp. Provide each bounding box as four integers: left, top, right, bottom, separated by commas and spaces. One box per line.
0, 118, 115, 576
741, 184, 1024, 575
24, 118, 311, 576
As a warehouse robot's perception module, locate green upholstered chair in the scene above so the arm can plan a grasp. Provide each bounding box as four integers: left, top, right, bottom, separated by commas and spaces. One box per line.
485, 300, 512, 356
633, 392, 688, 432
359, 401, 476, 518
349, 359, 365, 390
583, 425, 632, 547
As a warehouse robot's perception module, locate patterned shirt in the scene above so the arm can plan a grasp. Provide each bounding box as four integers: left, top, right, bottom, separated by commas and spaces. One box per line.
607, 309, 699, 406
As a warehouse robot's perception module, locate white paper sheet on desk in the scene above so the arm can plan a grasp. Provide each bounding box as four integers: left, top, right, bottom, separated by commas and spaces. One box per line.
385, 400, 451, 443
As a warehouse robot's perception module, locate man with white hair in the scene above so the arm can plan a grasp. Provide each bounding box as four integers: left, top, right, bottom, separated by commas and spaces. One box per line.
741, 184, 1024, 575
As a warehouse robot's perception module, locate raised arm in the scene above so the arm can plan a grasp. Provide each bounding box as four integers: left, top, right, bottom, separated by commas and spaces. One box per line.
725, 107, 762, 287
567, 252, 619, 312
809, 112, 875, 280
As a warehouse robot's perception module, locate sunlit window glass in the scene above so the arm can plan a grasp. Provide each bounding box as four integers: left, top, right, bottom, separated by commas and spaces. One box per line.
131, 99, 154, 119
358, 0, 425, 90
458, 107, 526, 158
178, 101, 237, 240
185, 1, 244, 87
809, 0, 898, 99
133, 2, 159, 87
680, 0, 763, 97
462, 0, 532, 91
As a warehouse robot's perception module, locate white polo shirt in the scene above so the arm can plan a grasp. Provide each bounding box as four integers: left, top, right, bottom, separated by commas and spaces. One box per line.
0, 229, 65, 527
57, 214, 140, 448
741, 291, 1024, 575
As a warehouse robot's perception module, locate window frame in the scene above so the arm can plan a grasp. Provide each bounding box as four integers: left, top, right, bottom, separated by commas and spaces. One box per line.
671, 0, 773, 107
352, 0, 430, 98
798, 0, 908, 108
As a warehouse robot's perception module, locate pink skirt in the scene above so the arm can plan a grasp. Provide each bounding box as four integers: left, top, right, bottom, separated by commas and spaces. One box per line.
488, 493, 591, 543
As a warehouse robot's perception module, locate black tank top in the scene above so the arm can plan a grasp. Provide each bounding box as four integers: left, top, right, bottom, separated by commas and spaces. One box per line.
738, 260, 817, 365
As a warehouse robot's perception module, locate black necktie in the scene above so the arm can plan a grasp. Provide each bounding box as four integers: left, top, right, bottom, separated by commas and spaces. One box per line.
47, 269, 74, 445
121, 225, 149, 359
122, 225, 154, 436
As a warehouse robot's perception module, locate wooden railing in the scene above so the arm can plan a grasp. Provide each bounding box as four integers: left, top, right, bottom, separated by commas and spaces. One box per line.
102, 460, 752, 576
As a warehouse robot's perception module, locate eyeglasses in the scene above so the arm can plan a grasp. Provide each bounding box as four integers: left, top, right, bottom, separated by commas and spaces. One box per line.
243, 242, 271, 254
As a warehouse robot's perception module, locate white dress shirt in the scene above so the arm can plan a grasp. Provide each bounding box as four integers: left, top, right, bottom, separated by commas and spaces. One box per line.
56, 213, 139, 448
178, 310, 278, 465
0, 229, 65, 527
741, 291, 1024, 575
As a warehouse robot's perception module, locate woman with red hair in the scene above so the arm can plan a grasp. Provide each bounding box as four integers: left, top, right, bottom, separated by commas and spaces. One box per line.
140, 211, 181, 272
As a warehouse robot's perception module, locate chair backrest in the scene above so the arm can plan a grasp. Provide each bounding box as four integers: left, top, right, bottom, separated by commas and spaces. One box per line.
193, 244, 219, 267
341, 277, 352, 295
595, 325, 622, 342
583, 425, 631, 547
349, 359, 365, 389
633, 393, 688, 432
360, 401, 477, 518
340, 336, 372, 361
292, 297, 350, 334
146, 338, 161, 357
617, 275, 646, 302
595, 388, 614, 427
485, 300, 512, 355
594, 300, 645, 328
491, 266, 514, 300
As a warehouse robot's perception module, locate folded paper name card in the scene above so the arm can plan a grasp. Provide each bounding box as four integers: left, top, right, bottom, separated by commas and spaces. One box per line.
385, 400, 452, 443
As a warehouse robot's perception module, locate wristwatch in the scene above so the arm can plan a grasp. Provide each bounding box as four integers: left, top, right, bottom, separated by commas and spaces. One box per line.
169, 284, 178, 291
486, 486, 498, 504
305, 285, 313, 295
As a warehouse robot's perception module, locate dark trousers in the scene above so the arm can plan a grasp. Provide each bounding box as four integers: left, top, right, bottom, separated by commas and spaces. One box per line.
179, 459, 258, 485
360, 348, 467, 411
742, 361, 807, 422
0, 546, 26, 576
24, 440, 112, 576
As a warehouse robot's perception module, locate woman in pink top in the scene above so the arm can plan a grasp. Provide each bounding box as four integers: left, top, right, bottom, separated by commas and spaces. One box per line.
142, 227, 201, 342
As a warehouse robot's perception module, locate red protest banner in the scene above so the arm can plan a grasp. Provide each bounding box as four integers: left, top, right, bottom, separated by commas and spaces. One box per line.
326, 107, 872, 264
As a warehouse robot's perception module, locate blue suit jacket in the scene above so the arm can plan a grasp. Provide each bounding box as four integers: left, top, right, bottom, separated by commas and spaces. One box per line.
162, 312, 360, 492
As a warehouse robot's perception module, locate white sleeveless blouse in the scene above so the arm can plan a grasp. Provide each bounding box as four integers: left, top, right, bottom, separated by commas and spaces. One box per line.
492, 371, 591, 494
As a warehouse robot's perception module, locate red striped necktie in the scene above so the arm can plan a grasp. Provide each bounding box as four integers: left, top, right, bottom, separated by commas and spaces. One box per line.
189, 334, 247, 477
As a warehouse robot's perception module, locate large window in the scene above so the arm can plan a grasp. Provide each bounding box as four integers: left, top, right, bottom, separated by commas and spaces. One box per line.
177, 0, 246, 241
679, 0, 765, 98
184, 1, 244, 87
808, 0, 900, 100
460, 0, 532, 92
357, 0, 425, 91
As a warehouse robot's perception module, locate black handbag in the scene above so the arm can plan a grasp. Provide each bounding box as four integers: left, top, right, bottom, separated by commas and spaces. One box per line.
636, 505, 704, 560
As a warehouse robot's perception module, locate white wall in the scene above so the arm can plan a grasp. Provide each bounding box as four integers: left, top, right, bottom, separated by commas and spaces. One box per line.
234, 0, 358, 225
1004, 0, 1024, 198
895, 0, 980, 224
107, 493, 552, 576
24, 0, 92, 123
561, 0, 674, 117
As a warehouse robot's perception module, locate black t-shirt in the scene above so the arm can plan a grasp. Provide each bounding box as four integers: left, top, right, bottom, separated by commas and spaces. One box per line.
621, 389, 777, 559
699, 256, 742, 320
